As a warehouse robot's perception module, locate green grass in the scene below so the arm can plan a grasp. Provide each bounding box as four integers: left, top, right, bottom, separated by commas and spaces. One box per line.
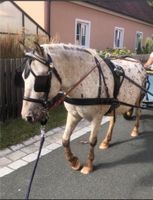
0, 104, 67, 150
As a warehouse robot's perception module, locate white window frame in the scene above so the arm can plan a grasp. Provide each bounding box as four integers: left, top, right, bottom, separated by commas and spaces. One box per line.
135, 31, 143, 50
113, 27, 124, 48
75, 18, 91, 48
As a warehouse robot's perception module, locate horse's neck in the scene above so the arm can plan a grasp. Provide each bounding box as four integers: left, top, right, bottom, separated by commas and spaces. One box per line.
47, 45, 114, 98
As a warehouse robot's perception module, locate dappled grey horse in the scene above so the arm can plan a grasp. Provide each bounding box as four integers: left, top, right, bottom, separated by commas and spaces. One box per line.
20, 43, 146, 174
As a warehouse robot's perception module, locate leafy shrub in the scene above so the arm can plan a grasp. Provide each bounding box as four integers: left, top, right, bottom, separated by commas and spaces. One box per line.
142, 37, 153, 54
98, 47, 132, 59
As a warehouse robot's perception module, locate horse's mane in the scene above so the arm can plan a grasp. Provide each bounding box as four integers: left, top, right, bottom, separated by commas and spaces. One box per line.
41, 43, 97, 57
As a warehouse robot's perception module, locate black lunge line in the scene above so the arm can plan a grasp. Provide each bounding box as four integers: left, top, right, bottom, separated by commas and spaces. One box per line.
25, 120, 47, 200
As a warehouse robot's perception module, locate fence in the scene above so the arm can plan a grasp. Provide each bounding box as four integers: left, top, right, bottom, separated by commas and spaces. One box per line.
0, 58, 24, 122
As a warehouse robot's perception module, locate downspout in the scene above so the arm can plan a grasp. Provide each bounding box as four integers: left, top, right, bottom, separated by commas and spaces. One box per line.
44, 0, 51, 38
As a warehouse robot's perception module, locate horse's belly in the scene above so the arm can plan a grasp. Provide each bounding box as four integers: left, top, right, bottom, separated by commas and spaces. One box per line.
64, 103, 110, 121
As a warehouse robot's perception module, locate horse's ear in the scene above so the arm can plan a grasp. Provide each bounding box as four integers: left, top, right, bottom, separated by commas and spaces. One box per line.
18, 41, 30, 53
34, 41, 44, 56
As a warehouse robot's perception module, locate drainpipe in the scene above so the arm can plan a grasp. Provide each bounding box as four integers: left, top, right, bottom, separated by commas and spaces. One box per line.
44, 0, 51, 38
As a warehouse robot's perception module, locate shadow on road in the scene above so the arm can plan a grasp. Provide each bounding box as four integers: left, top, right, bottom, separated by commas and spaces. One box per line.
94, 112, 153, 188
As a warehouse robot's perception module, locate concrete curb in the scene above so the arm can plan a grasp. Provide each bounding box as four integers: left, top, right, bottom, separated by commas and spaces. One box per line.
0, 117, 109, 177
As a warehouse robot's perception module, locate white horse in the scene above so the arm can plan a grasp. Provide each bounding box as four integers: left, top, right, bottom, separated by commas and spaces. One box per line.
20, 43, 146, 174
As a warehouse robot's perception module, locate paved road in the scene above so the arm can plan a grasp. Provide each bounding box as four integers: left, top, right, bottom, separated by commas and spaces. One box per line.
1, 110, 153, 199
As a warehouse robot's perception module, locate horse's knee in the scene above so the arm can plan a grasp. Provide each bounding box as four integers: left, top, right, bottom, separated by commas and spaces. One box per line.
62, 138, 69, 147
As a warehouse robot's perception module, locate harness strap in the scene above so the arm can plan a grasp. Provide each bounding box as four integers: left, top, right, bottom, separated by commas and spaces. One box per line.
95, 57, 109, 98
64, 96, 152, 111
25, 52, 52, 66
103, 58, 125, 115
104, 58, 124, 99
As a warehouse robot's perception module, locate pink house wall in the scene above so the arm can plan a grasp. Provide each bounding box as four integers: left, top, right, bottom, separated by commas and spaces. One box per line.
50, 1, 153, 50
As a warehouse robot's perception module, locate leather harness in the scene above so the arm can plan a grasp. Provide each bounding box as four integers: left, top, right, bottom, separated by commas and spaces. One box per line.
17, 52, 153, 115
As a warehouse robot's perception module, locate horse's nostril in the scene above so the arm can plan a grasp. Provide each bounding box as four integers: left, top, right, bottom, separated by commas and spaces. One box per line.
26, 116, 33, 122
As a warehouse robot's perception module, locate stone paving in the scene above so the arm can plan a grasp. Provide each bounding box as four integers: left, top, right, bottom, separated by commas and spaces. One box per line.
0, 117, 109, 178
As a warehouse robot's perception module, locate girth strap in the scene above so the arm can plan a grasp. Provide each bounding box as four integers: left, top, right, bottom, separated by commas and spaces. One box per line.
64, 97, 117, 106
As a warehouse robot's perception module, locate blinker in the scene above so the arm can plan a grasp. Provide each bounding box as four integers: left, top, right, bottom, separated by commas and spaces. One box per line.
34, 75, 51, 92
14, 67, 24, 88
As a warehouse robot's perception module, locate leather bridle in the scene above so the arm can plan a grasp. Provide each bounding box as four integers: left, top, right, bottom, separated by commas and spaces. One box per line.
23, 52, 62, 108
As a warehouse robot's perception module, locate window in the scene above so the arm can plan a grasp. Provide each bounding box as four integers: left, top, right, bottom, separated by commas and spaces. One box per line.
24, 16, 36, 34
114, 27, 124, 48
0, 1, 49, 38
0, 1, 22, 33
75, 19, 91, 47
135, 31, 143, 50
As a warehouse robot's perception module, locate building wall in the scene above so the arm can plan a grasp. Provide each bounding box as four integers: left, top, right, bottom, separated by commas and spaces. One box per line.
50, 1, 153, 50
15, 1, 45, 28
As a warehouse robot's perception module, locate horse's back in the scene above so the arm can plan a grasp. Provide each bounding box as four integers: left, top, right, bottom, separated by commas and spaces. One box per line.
111, 58, 146, 113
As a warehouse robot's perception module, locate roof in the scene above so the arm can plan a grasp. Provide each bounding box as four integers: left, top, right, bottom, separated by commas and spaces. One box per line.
85, 0, 153, 25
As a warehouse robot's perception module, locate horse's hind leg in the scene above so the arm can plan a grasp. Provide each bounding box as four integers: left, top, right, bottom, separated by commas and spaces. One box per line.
99, 116, 115, 149
131, 107, 141, 137
131, 96, 141, 137
81, 115, 102, 175
62, 112, 82, 171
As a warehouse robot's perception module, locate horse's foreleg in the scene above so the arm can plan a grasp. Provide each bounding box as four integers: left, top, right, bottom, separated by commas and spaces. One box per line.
81, 116, 102, 175
99, 116, 115, 149
131, 107, 141, 137
62, 113, 82, 171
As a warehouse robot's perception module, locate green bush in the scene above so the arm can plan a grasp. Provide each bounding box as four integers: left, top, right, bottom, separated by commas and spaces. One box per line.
142, 37, 153, 54
98, 47, 132, 59
136, 37, 153, 54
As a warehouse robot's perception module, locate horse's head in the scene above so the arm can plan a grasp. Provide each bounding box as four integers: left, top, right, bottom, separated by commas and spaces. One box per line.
17, 42, 62, 123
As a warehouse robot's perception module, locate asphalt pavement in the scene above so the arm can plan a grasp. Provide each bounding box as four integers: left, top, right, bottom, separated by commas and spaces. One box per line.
1, 110, 153, 199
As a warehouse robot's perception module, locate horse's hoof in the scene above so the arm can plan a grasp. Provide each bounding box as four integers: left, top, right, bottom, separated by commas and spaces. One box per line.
71, 157, 81, 171
99, 142, 109, 150
131, 131, 139, 137
80, 166, 93, 175
131, 128, 139, 137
